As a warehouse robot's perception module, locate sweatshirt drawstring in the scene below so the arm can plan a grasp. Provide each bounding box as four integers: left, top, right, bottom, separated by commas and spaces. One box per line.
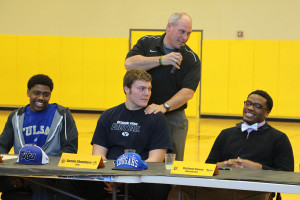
64, 112, 67, 140
65, 113, 68, 140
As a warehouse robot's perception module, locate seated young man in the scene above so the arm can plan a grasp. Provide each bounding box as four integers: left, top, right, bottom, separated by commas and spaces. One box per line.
0, 74, 78, 199
206, 90, 294, 171
169, 90, 294, 200
71, 69, 172, 200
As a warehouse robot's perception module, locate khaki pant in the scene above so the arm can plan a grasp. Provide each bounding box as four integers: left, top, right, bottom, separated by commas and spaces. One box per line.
165, 110, 188, 161
168, 185, 271, 200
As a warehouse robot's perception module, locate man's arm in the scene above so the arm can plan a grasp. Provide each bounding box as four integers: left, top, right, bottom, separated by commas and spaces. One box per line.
125, 55, 160, 71
145, 149, 167, 162
266, 133, 294, 171
145, 88, 194, 115
207, 131, 263, 170
0, 112, 16, 154
58, 110, 78, 155
125, 52, 183, 71
143, 48, 200, 114
206, 131, 226, 164
226, 133, 294, 171
92, 144, 108, 160
146, 112, 172, 162
92, 144, 117, 193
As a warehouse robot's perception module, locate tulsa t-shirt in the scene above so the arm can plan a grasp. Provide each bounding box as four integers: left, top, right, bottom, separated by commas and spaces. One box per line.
22, 104, 57, 147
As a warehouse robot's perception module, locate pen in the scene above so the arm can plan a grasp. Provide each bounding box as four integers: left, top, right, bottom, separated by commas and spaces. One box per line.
218, 167, 231, 170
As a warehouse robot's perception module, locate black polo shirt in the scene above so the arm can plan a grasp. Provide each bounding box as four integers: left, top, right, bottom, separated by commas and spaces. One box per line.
126, 33, 201, 111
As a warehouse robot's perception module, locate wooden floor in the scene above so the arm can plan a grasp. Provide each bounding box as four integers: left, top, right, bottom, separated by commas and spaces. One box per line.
1, 111, 300, 199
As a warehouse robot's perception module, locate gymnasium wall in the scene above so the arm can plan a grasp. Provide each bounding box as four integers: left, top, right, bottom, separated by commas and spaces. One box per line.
0, 35, 128, 110
201, 40, 300, 118
0, 0, 300, 118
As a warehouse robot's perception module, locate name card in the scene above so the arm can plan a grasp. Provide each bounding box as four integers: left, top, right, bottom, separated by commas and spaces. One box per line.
171, 161, 219, 176
58, 153, 105, 169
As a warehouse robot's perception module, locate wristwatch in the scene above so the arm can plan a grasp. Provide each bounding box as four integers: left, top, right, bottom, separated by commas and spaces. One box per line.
163, 103, 170, 112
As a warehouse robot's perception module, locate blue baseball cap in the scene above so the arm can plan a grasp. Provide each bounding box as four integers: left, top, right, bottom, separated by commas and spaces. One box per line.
17, 144, 49, 165
113, 153, 148, 171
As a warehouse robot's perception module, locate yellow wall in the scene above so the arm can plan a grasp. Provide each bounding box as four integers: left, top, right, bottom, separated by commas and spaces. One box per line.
0, 32, 202, 118
1, 35, 300, 118
201, 39, 300, 118
0, 35, 127, 110
1, 1, 300, 118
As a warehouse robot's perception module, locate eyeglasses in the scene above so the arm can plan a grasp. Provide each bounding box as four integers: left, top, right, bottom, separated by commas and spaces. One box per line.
244, 100, 265, 110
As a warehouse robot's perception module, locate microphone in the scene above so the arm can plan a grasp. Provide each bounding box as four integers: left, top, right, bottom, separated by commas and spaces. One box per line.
170, 48, 183, 74
170, 66, 177, 74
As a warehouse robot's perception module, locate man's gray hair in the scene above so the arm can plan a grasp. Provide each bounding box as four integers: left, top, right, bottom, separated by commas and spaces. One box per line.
168, 12, 192, 26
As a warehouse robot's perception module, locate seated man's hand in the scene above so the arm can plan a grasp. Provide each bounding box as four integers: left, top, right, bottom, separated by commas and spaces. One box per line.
104, 182, 122, 194
217, 157, 262, 170
9, 177, 24, 188
217, 159, 241, 168
234, 157, 262, 170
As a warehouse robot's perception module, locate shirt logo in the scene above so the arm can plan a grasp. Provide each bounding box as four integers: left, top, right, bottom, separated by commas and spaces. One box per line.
122, 132, 129, 137
111, 121, 140, 133
149, 50, 157, 53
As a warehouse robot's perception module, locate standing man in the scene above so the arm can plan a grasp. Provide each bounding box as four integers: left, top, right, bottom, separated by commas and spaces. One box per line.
125, 12, 201, 161
0, 74, 78, 199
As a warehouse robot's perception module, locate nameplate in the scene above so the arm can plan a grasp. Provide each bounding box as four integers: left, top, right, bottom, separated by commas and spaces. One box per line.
170, 161, 219, 176
58, 153, 105, 169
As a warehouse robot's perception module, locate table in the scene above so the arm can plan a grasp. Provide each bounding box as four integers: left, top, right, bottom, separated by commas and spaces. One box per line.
1, 156, 300, 199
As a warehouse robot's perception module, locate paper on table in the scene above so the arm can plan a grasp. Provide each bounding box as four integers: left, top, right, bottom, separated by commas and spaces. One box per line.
2, 155, 18, 160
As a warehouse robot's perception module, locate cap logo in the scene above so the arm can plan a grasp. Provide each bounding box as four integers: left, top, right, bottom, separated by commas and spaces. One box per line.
116, 154, 138, 167
19, 150, 36, 161
17, 144, 49, 165
113, 153, 148, 171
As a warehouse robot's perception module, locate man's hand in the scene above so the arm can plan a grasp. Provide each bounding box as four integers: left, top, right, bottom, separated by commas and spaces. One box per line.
9, 177, 24, 188
104, 182, 121, 194
162, 52, 183, 69
217, 157, 262, 170
144, 103, 167, 115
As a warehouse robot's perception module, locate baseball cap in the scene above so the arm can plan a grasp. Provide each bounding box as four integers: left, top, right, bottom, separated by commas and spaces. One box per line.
113, 153, 148, 171
17, 144, 49, 165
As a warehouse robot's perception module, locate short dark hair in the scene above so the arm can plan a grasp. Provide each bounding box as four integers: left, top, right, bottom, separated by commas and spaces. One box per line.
27, 74, 54, 91
123, 69, 152, 89
248, 90, 273, 111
